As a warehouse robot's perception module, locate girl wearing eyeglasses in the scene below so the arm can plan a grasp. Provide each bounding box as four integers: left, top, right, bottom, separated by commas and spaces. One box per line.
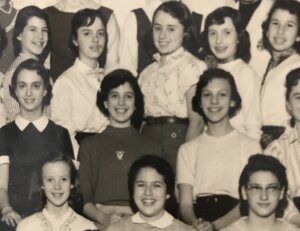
221, 154, 299, 231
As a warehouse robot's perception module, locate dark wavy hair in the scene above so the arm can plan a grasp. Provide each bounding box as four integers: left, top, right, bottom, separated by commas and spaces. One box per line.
201, 7, 251, 63
97, 69, 144, 130
192, 68, 242, 123
70, 8, 108, 67
262, 0, 300, 54
0, 24, 7, 57
13, 6, 50, 60
128, 154, 176, 214
239, 154, 288, 217
144, 1, 199, 57
34, 152, 83, 214
9, 59, 52, 106
285, 67, 300, 126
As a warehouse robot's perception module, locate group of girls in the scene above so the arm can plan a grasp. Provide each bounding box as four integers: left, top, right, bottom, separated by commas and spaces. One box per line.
1, 0, 300, 231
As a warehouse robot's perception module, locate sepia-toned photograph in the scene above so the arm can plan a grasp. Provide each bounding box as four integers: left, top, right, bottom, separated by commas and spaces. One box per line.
1, 0, 300, 230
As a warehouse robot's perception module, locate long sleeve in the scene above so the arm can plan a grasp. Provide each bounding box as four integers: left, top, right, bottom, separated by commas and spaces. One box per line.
105, 12, 120, 73
119, 12, 138, 76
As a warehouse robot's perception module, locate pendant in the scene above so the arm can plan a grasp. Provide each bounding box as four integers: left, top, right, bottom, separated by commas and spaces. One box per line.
115, 150, 125, 160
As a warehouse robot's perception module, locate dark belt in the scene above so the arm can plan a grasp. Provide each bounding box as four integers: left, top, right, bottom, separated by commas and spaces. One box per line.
145, 116, 189, 125
261, 125, 285, 135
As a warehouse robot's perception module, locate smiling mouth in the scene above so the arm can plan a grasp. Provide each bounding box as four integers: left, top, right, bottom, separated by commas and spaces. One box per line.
142, 199, 156, 206
215, 46, 227, 53
24, 99, 35, 103
90, 45, 102, 51
208, 107, 222, 112
51, 193, 64, 198
274, 37, 286, 45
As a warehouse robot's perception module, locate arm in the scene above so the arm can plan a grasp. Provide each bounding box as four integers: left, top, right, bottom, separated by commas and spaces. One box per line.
119, 12, 138, 77
178, 183, 198, 225
185, 85, 205, 141
105, 12, 120, 73
211, 204, 240, 230
0, 163, 21, 227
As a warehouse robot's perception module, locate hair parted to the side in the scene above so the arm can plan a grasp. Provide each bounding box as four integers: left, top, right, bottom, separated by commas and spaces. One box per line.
9, 59, 52, 106
34, 152, 83, 213
97, 69, 144, 130
192, 68, 241, 123
262, 0, 300, 54
70, 8, 108, 67
127, 154, 176, 214
285, 68, 300, 126
201, 6, 251, 63
239, 154, 288, 217
143, 1, 199, 57
13, 5, 50, 59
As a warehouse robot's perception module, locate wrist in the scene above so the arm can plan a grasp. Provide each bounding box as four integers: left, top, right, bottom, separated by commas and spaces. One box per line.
1, 206, 13, 216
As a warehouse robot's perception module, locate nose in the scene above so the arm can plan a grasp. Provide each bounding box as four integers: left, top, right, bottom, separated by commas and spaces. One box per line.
118, 96, 125, 106
25, 87, 32, 96
159, 28, 167, 39
54, 180, 61, 190
93, 33, 99, 42
278, 25, 285, 35
144, 185, 153, 196
210, 94, 219, 104
260, 188, 268, 200
216, 33, 223, 44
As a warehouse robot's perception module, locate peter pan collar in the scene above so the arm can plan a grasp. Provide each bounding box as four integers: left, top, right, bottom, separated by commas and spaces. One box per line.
131, 211, 173, 229
15, 115, 49, 132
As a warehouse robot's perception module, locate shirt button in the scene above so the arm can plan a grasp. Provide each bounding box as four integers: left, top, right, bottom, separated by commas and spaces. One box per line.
171, 132, 177, 139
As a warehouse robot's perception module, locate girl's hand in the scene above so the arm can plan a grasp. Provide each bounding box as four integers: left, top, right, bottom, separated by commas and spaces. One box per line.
1, 207, 22, 227
196, 221, 215, 231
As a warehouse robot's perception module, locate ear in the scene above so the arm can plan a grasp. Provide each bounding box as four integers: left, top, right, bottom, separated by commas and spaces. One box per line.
296, 36, 300, 42
104, 100, 108, 109
17, 34, 22, 41
166, 194, 170, 199
71, 184, 74, 189
241, 186, 248, 200
286, 101, 292, 115
43, 88, 47, 97
230, 100, 236, 107
279, 186, 285, 200
72, 37, 78, 47
41, 186, 44, 190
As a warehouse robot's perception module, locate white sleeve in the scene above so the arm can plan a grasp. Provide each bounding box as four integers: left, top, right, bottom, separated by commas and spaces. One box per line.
119, 12, 139, 77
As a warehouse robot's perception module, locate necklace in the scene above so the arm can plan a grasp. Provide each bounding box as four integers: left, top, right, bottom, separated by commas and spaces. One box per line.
112, 127, 135, 161
115, 150, 125, 160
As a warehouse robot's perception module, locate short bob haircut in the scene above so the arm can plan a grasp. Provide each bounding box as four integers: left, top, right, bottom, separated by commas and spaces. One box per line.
285, 67, 300, 126
70, 8, 108, 67
262, 0, 300, 54
0, 24, 7, 57
201, 7, 251, 63
34, 151, 82, 212
97, 69, 144, 129
128, 154, 175, 213
192, 68, 242, 122
239, 154, 288, 217
144, 1, 199, 56
13, 5, 50, 57
9, 59, 52, 106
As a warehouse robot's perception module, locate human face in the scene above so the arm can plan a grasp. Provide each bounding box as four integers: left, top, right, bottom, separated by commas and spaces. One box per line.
73, 17, 106, 67
243, 171, 283, 218
134, 167, 168, 222
153, 10, 184, 56
267, 9, 299, 54
201, 78, 235, 125
208, 17, 238, 63
104, 82, 135, 128
18, 16, 48, 58
15, 69, 46, 120
42, 161, 72, 213
286, 80, 300, 124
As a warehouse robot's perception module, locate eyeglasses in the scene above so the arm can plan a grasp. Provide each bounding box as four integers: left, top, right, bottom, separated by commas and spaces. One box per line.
245, 184, 282, 196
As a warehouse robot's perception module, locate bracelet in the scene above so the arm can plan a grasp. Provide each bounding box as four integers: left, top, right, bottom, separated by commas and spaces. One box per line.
1, 206, 13, 216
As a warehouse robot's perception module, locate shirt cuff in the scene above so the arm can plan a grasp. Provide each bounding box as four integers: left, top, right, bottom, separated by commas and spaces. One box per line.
0, 155, 9, 165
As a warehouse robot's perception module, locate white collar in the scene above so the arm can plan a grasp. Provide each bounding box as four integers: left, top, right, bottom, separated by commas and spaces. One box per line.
131, 211, 173, 229
15, 115, 49, 132
153, 47, 185, 63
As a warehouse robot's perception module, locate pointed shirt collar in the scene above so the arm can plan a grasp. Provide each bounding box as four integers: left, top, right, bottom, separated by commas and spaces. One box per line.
153, 47, 185, 63
131, 211, 173, 229
15, 115, 49, 132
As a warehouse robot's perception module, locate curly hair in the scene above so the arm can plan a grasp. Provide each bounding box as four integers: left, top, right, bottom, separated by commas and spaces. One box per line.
201, 7, 251, 63
239, 154, 288, 217
192, 68, 242, 123
262, 0, 300, 54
